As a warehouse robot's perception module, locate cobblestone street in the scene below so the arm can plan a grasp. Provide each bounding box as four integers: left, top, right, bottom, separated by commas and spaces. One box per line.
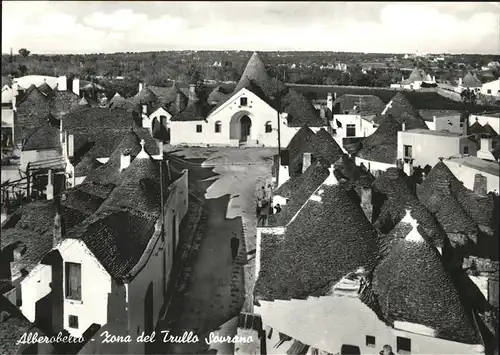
153, 147, 274, 354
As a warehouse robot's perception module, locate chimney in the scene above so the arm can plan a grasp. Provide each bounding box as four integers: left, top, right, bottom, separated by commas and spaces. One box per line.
13, 243, 27, 262
72, 78, 80, 97
360, 187, 373, 222
139, 82, 144, 92
277, 157, 290, 187
404, 158, 414, 177
320, 107, 326, 120
459, 78, 463, 86
46, 169, 54, 200
480, 137, 492, 153
120, 149, 131, 172
327, 92, 333, 112
402, 122, 406, 131
302, 153, 312, 173
142, 103, 148, 115
176, 92, 182, 113
12, 82, 18, 111
473, 173, 487, 196
157, 140, 163, 159
68, 134, 74, 158
57, 76, 67, 92
188, 84, 197, 102
53, 204, 65, 247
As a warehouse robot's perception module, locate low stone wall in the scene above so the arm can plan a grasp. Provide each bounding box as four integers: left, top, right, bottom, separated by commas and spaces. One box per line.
437, 87, 462, 102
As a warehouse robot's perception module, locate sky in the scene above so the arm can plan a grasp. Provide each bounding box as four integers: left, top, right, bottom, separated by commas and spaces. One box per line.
2, 1, 500, 55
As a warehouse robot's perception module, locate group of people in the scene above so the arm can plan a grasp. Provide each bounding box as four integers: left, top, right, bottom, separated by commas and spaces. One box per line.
256, 184, 282, 227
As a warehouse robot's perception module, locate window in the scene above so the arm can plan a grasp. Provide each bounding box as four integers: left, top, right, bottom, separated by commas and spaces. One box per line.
240, 97, 248, 106
404, 145, 413, 158
346, 124, 356, 137
68, 315, 79, 329
397, 336, 411, 354
215, 121, 222, 133
487, 89, 492, 94
196, 125, 202, 133
265, 122, 272, 133
65, 262, 81, 300
365, 335, 375, 347
464, 146, 469, 154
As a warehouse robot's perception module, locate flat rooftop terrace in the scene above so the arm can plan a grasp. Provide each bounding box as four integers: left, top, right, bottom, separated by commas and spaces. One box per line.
445, 155, 500, 177
404, 128, 463, 137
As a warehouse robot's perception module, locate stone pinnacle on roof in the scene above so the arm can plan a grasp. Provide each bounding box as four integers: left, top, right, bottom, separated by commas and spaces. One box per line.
401, 209, 425, 243
323, 166, 339, 186
78, 96, 89, 106
136, 139, 149, 159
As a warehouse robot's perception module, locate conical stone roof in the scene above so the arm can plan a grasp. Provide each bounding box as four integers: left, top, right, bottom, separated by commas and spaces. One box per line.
462, 72, 482, 88
234, 52, 287, 97
371, 210, 481, 344
379, 92, 428, 129
134, 86, 158, 104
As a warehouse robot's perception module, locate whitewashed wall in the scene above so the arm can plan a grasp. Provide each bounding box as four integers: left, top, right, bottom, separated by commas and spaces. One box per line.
169, 89, 324, 148
397, 132, 477, 169
256, 297, 484, 355
20, 264, 53, 322
57, 239, 112, 338
331, 114, 377, 140
480, 79, 500, 97
444, 160, 499, 193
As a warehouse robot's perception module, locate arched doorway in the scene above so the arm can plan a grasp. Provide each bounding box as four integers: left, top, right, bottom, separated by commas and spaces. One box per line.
240, 115, 252, 142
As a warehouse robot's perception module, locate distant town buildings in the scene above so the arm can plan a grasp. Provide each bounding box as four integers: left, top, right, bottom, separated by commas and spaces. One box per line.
455, 72, 483, 94
390, 67, 437, 90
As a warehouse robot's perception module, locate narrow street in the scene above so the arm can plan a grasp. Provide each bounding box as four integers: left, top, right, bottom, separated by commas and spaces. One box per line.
153, 147, 274, 354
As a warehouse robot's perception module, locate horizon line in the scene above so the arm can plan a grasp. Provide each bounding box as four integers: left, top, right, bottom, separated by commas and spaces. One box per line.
2, 50, 500, 56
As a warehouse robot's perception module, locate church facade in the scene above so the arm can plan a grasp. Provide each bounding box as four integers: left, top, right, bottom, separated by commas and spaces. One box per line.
169, 52, 326, 148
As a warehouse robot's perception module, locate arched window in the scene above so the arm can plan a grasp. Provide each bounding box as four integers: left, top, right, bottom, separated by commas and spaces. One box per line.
265, 121, 272, 133
215, 121, 222, 133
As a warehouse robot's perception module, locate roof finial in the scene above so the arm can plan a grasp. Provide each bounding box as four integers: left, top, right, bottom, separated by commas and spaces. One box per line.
402, 209, 424, 243
136, 139, 149, 159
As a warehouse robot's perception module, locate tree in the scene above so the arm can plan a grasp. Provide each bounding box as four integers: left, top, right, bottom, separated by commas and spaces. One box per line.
18, 64, 28, 76
18, 48, 31, 57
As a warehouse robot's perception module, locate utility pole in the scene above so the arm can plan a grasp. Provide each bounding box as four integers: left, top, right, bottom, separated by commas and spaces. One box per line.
9, 48, 13, 77
276, 68, 282, 156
